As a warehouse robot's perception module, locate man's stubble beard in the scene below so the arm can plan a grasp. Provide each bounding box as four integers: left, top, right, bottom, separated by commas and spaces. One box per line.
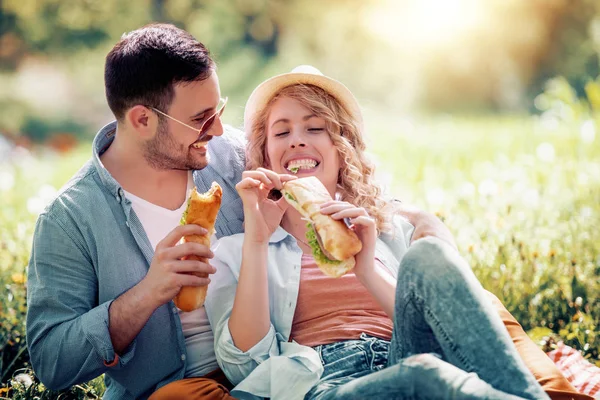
142, 120, 210, 171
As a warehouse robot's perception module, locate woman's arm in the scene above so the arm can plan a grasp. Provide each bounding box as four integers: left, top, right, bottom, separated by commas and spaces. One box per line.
227, 240, 271, 351
227, 168, 295, 351
319, 201, 397, 319
354, 263, 397, 319
395, 203, 457, 250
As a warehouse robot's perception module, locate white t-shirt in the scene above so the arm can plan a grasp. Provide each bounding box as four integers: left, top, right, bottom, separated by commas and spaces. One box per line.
123, 174, 218, 378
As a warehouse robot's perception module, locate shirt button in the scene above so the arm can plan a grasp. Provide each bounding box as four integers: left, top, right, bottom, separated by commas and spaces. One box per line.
181, 354, 186, 361
172, 307, 177, 313
288, 302, 292, 308
119, 188, 124, 196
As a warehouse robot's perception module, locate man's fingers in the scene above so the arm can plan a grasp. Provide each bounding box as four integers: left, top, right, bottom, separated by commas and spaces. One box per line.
177, 274, 211, 287
171, 260, 217, 275
158, 224, 208, 248
159, 242, 214, 261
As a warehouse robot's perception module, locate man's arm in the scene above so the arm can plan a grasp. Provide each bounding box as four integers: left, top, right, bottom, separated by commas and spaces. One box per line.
395, 203, 457, 250
27, 214, 121, 389
27, 216, 213, 389
107, 224, 214, 354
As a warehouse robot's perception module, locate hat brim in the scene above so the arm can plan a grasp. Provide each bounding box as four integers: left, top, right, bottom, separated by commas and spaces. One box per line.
244, 71, 363, 134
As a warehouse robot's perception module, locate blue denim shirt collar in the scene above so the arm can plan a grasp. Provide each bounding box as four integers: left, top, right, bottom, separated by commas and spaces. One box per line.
91, 121, 123, 200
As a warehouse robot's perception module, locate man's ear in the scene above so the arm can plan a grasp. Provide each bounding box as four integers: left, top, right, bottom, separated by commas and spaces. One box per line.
126, 105, 156, 138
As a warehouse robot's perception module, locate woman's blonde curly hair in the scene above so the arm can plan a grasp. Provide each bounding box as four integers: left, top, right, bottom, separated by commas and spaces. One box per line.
245, 83, 396, 234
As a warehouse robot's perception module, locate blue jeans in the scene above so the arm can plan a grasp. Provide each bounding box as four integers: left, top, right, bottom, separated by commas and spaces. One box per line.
305, 238, 549, 400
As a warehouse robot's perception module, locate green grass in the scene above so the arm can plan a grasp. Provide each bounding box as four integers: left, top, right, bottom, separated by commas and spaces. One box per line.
1, 113, 599, 397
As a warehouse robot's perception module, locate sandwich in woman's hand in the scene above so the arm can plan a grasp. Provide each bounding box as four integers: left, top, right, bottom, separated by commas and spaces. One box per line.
175, 182, 222, 312
281, 176, 362, 277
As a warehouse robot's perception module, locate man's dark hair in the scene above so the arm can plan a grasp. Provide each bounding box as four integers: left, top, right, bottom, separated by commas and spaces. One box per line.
105, 23, 215, 121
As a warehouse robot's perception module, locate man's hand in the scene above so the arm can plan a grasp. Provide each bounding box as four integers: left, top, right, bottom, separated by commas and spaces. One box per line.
141, 224, 216, 309
109, 224, 215, 355
395, 203, 457, 250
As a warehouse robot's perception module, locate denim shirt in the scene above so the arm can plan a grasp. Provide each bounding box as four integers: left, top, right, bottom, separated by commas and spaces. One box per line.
26, 121, 246, 400
205, 217, 414, 400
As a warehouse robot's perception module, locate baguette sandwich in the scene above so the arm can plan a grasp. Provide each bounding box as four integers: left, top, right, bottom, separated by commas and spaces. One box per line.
281, 176, 362, 277
174, 182, 222, 312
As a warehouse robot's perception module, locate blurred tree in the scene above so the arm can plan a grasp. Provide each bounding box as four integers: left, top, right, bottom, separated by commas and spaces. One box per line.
2, 0, 600, 139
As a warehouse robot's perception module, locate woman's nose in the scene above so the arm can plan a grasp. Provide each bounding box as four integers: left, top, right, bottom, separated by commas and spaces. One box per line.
289, 131, 306, 148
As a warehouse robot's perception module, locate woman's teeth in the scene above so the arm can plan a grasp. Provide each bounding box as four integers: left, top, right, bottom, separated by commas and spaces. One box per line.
286, 159, 318, 173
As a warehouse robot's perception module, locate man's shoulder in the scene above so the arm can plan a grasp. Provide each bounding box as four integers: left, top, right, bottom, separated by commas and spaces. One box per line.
40, 159, 105, 222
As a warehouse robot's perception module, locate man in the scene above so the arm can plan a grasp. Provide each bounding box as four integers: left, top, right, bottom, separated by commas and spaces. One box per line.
26, 23, 587, 400
26, 24, 241, 400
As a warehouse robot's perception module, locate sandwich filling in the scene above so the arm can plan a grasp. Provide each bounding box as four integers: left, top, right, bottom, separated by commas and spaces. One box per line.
306, 223, 342, 266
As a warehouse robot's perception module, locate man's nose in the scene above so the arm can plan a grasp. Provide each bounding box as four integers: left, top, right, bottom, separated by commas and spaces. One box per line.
207, 116, 224, 137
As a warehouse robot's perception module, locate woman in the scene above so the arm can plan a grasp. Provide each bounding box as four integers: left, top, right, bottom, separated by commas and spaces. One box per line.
204, 66, 549, 400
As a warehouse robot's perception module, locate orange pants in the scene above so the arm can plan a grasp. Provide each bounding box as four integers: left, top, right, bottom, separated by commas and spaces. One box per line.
487, 291, 593, 400
151, 294, 591, 400
149, 368, 236, 400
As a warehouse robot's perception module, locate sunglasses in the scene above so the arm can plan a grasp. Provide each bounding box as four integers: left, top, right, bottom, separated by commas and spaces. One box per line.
151, 97, 228, 142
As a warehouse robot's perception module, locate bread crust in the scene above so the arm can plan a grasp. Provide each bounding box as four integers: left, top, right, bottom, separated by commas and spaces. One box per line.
282, 177, 362, 277
174, 182, 222, 312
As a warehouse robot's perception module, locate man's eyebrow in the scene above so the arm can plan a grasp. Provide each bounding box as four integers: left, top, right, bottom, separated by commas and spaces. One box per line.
190, 106, 214, 120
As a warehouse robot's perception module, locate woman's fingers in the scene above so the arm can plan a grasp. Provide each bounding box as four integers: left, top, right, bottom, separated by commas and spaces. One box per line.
348, 215, 376, 228
320, 201, 367, 219
241, 170, 275, 188
319, 201, 375, 229
255, 168, 298, 189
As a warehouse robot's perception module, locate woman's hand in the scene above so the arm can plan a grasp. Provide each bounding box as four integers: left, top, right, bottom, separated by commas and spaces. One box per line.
319, 201, 377, 279
321, 201, 397, 318
236, 168, 297, 244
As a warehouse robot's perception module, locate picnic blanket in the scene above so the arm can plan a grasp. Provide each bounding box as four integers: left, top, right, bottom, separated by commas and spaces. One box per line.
548, 342, 600, 398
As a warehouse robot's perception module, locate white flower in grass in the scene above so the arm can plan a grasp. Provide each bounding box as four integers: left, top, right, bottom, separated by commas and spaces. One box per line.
580, 120, 596, 144
580, 207, 593, 219
458, 182, 476, 198
0, 168, 15, 192
522, 188, 540, 208
13, 373, 33, 389
478, 179, 498, 197
426, 187, 445, 207
536, 142, 555, 163
39, 184, 57, 203
27, 196, 46, 215
27, 184, 57, 215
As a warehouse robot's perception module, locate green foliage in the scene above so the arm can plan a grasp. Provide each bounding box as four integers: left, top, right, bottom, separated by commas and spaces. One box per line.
1, 369, 103, 399
1, 84, 599, 395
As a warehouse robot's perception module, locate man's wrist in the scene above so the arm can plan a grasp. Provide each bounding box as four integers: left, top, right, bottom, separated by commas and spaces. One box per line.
135, 278, 164, 311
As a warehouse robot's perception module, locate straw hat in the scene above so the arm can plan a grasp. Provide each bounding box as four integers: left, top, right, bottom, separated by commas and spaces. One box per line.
243, 65, 363, 134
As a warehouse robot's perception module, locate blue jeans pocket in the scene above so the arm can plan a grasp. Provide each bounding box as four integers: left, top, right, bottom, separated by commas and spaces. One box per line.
317, 341, 371, 381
